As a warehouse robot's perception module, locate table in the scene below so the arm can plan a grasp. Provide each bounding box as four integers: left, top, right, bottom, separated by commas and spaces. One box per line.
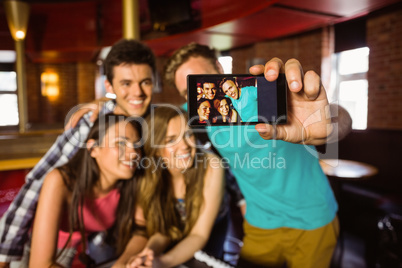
319, 159, 378, 180
319, 159, 378, 267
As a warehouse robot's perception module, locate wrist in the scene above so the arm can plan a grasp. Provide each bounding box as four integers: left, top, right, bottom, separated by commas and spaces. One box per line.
158, 254, 173, 268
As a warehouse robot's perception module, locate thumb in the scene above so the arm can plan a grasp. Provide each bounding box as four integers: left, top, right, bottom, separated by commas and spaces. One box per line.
255, 124, 275, 139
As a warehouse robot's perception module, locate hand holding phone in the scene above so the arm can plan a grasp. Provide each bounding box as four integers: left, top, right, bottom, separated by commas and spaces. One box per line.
187, 74, 287, 126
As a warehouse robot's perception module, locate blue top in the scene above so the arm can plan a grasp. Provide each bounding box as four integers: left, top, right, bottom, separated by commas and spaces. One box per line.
230, 86, 258, 122
207, 125, 337, 230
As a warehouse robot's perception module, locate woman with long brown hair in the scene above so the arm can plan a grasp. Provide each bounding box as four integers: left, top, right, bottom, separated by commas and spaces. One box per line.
126, 106, 224, 268
212, 97, 240, 123
29, 114, 147, 267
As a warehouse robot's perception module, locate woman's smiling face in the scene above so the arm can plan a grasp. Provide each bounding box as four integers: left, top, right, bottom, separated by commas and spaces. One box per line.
197, 100, 211, 121
219, 99, 229, 116
91, 121, 141, 182
159, 116, 196, 172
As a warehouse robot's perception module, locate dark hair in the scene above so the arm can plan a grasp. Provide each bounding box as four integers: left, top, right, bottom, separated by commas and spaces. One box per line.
200, 78, 219, 88
164, 43, 220, 89
58, 113, 144, 258
213, 96, 232, 110
197, 98, 212, 109
219, 77, 236, 89
104, 39, 156, 83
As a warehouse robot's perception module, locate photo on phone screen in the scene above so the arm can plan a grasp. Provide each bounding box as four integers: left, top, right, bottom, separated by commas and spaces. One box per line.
187, 74, 287, 126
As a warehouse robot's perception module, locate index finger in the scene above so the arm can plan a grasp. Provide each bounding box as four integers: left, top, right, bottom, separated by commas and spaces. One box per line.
284, 58, 304, 92
249, 57, 285, 82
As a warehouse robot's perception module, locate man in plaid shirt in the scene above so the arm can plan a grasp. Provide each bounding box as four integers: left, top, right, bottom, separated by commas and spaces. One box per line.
0, 38, 156, 266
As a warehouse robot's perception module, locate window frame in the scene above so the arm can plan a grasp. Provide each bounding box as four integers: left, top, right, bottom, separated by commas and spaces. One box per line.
331, 47, 369, 130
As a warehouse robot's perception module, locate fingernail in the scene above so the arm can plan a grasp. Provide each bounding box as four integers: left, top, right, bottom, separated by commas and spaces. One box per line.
290, 81, 299, 90
267, 69, 276, 77
256, 125, 269, 133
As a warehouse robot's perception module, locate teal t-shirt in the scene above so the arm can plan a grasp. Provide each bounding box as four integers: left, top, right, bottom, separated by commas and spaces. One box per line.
230, 86, 258, 122
207, 125, 337, 230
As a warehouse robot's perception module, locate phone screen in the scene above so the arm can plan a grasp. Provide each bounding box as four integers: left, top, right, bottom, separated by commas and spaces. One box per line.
187, 74, 287, 126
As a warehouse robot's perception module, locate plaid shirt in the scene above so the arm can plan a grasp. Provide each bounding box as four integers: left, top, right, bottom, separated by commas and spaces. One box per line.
0, 100, 115, 262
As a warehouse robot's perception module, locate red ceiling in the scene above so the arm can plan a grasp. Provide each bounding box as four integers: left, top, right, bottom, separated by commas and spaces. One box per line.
0, 0, 400, 63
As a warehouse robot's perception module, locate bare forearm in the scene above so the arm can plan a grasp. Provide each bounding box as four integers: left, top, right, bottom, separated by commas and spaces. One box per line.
113, 235, 148, 266
147, 233, 171, 257
159, 234, 207, 267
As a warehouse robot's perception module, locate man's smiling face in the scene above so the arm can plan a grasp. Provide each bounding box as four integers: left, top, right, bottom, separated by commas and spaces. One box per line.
222, 80, 239, 100
106, 63, 153, 117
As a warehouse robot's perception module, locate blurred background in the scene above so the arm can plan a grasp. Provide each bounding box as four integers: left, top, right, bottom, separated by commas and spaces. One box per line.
1, 0, 402, 267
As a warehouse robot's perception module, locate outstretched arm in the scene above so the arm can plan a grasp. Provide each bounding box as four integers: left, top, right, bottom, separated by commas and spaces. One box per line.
64, 97, 112, 130
250, 58, 351, 145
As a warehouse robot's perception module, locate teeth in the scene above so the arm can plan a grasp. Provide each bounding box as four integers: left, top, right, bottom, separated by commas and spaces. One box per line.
176, 153, 190, 159
130, 100, 143, 105
122, 160, 137, 167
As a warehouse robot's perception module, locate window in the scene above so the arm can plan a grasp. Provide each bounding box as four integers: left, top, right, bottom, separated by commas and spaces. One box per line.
218, 56, 232, 74
0, 50, 18, 127
330, 47, 369, 130
0, 71, 19, 126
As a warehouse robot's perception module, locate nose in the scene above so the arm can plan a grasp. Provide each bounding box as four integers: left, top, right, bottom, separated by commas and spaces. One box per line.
177, 136, 192, 151
124, 142, 140, 159
128, 83, 144, 97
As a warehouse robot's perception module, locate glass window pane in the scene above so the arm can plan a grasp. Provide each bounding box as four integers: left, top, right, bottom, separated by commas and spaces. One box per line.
339, 80, 368, 130
0, 71, 17, 92
338, 47, 369, 75
0, 94, 19, 126
0, 50, 16, 63
218, 56, 233, 74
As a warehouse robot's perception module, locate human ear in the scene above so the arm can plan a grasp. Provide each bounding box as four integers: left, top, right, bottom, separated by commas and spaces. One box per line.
87, 139, 98, 157
104, 79, 115, 94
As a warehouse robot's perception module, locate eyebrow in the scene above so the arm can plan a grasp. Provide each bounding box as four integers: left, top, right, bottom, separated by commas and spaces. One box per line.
119, 79, 132, 85
140, 77, 153, 83
165, 134, 178, 142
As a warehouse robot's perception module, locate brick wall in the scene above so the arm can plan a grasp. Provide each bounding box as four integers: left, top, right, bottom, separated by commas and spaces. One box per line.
231, 29, 324, 76
25, 61, 96, 126
367, 7, 402, 130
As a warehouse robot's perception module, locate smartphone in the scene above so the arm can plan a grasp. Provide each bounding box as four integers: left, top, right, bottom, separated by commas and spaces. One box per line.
187, 73, 287, 126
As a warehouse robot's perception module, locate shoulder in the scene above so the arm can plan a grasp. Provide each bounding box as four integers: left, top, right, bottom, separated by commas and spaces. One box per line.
42, 169, 69, 196
204, 153, 222, 167
245, 86, 257, 95
202, 153, 224, 187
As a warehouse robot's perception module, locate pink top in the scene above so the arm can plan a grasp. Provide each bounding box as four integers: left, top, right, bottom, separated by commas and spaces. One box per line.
57, 188, 120, 248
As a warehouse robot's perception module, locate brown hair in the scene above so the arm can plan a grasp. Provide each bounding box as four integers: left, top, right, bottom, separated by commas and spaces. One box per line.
164, 43, 220, 89
139, 106, 207, 241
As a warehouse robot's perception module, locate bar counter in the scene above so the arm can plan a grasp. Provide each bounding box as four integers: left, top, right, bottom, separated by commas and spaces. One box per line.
0, 129, 62, 170
0, 129, 62, 216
